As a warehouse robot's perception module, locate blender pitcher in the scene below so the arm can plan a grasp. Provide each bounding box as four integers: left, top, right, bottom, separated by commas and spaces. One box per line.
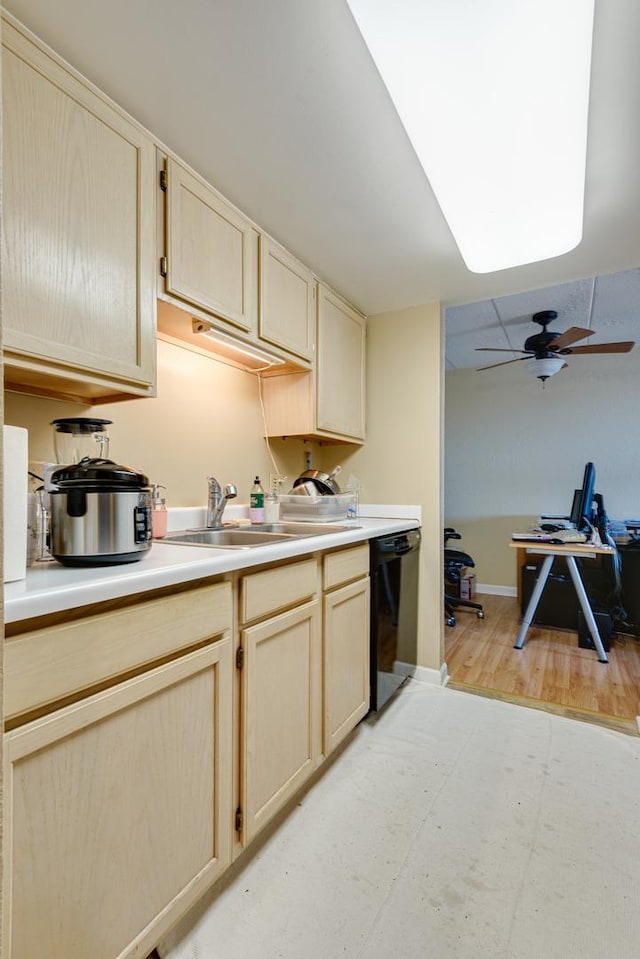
51, 417, 112, 465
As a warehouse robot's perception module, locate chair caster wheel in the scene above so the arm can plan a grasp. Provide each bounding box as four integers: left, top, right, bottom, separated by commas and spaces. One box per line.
446, 616, 455, 627
477, 611, 485, 619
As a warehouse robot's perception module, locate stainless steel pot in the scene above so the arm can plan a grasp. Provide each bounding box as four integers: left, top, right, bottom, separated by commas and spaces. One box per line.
293, 465, 342, 495
289, 480, 319, 496
49, 458, 152, 566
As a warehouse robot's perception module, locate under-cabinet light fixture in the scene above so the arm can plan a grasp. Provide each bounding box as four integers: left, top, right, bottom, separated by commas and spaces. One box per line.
346, 0, 595, 273
192, 320, 286, 368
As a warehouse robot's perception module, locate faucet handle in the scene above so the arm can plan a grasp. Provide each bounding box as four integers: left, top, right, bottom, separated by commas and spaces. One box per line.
207, 476, 221, 493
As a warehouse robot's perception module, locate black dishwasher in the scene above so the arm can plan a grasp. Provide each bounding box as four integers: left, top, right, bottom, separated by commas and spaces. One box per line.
370, 528, 421, 711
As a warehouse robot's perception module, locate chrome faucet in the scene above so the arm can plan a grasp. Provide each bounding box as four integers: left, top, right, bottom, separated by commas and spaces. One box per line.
206, 477, 238, 528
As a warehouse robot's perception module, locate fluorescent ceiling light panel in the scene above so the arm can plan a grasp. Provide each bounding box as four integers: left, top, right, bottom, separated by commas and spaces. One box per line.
346, 0, 595, 273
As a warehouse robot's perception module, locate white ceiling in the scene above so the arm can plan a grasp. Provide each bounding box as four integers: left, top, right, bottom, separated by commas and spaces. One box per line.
445, 267, 640, 370
4, 0, 640, 318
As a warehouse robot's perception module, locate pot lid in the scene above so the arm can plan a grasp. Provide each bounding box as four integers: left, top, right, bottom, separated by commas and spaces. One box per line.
51, 417, 112, 434
51, 457, 149, 490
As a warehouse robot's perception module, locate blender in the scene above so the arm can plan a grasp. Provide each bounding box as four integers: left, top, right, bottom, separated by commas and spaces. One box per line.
51, 417, 112, 466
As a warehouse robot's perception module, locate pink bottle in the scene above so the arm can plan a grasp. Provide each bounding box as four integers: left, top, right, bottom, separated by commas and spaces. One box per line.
151, 484, 167, 539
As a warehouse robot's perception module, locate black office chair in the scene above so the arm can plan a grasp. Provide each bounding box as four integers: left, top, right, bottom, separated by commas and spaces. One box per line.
444, 528, 484, 627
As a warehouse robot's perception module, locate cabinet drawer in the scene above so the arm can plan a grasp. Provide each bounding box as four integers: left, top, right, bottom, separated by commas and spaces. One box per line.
240, 558, 318, 624
5, 581, 232, 722
323, 544, 370, 590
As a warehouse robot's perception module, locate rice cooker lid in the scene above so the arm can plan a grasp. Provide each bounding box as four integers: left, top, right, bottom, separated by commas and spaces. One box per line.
51, 457, 150, 491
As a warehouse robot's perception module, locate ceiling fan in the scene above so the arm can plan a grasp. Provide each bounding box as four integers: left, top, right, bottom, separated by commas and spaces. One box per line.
476, 310, 635, 384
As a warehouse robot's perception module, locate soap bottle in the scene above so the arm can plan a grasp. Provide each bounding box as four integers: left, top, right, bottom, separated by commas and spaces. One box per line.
249, 476, 265, 523
151, 484, 167, 539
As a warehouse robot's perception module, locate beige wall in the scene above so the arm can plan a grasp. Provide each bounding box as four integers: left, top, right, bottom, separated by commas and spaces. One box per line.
4, 339, 320, 504
445, 349, 640, 589
5, 306, 445, 675
338, 302, 444, 672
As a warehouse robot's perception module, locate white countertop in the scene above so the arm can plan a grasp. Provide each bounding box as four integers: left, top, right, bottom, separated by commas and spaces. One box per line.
5, 506, 420, 624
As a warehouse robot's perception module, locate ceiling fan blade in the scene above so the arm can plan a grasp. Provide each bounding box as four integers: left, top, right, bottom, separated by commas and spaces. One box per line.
550, 326, 594, 349
475, 347, 531, 354
568, 341, 635, 355
476, 356, 530, 371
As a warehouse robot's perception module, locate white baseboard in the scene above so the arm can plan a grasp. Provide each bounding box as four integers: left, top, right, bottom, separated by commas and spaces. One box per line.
477, 584, 517, 597
406, 663, 449, 687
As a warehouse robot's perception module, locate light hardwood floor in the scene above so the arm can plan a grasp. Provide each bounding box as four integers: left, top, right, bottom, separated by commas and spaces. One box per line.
445, 593, 640, 732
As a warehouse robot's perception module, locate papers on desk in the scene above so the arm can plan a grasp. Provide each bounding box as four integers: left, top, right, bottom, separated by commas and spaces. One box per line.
512, 532, 557, 543
550, 529, 588, 544
512, 529, 587, 544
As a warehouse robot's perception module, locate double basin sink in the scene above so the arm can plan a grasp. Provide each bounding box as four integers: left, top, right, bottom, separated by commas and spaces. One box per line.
163, 522, 355, 549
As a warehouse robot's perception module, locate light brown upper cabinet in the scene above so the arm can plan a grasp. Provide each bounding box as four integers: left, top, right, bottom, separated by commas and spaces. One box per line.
259, 235, 315, 361
163, 157, 258, 334
316, 284, 366, 440
1, 15, 156, 402
262, 283, 366, 444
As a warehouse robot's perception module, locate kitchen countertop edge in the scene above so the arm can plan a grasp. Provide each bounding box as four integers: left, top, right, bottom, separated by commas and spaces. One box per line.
5, 514, 420, 624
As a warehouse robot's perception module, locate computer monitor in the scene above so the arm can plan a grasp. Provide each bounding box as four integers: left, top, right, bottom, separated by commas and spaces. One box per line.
570, 462, 596, 532
569, 489, 581, 527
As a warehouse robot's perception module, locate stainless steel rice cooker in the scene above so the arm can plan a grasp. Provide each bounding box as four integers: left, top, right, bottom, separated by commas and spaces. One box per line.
49, 457, 152, 566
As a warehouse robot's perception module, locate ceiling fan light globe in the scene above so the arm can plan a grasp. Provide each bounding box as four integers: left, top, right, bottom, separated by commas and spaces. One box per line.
525, 357, 565, 382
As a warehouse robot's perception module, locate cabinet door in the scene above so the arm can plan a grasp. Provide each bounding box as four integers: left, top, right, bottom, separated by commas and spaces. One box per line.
165, 157, 257, 333
317, 284, 366, 440
1, 19, 156, 395
3, 642, 233, 959
323, 577, 370, 755
241, 601, 321, 844
259, 235, 315, 360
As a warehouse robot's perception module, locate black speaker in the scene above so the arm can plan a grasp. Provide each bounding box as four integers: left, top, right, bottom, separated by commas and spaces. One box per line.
577, 609, 612, 652
521, 559, 613, 632
521, 564, 579, 629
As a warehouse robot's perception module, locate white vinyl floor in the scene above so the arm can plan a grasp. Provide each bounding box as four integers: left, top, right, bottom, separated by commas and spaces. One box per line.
159, 681, 640, 959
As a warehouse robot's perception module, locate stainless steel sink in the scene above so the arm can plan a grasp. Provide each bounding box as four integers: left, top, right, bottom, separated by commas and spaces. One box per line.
246, 523, 353, 536
163, 528, 295, 549
162, 523, 356, 549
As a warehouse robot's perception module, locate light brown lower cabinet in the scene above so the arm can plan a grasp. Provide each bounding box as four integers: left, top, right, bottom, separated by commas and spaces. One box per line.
322, 545, 371, 755
3, 640, 233, 959
240, 596, 321, 845
2, 582, 234, 959
3, 546, 374, 957
323, 576, 371, 754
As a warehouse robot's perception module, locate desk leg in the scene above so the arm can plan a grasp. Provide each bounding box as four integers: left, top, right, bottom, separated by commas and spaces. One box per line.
565, 555, 609, 664
514, 554, 554, 649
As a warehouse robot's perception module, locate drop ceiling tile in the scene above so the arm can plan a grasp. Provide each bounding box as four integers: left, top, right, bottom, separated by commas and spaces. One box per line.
590, 269, 640, 341
445, 300, 509, 368
492, 278, 595, 331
